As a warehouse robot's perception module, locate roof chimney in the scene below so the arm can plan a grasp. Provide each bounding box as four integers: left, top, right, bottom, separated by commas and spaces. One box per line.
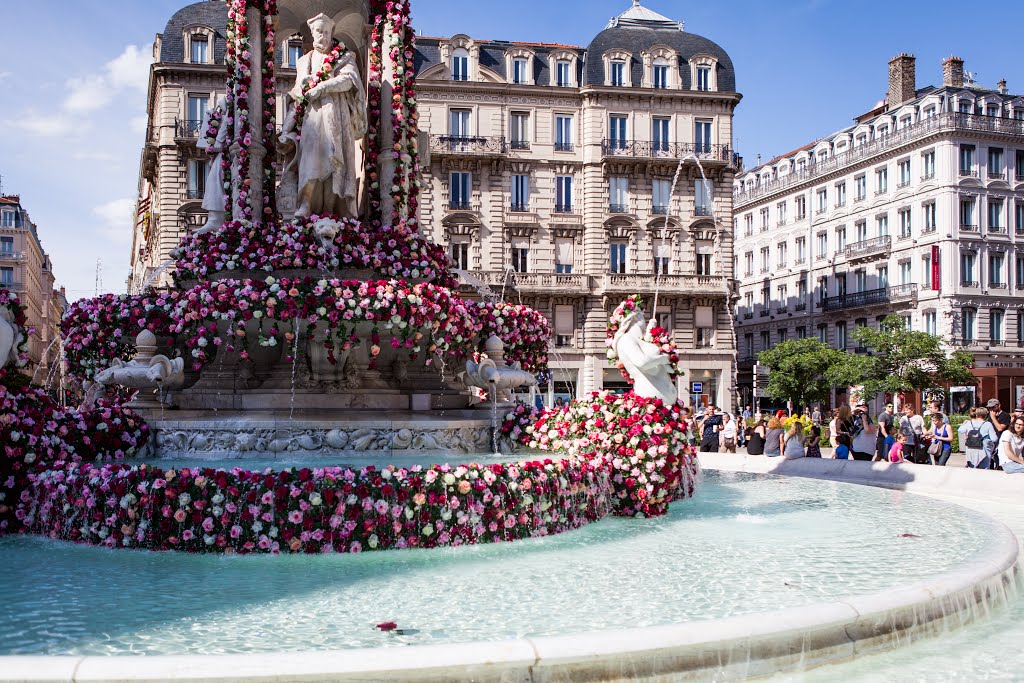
997, 79, 1008, 95
943, 56, 964, 88
888, 53, 916, 106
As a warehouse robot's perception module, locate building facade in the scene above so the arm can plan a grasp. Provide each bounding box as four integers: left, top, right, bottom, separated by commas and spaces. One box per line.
415, 2, 742, 408
734, 54, 1024, 411
129, 0, 742, 409
0, 195, 67, 382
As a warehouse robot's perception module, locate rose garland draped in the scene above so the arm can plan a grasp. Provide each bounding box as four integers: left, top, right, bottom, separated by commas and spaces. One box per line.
606, 295, 684, 383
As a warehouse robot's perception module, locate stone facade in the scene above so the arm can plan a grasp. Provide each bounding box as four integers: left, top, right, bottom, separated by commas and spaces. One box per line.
128, 0, 742, 410
734, 55, 1024, 411
0, 195, 66, 382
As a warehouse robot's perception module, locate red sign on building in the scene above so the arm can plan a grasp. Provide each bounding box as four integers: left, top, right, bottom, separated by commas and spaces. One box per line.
932, 245, 940, 291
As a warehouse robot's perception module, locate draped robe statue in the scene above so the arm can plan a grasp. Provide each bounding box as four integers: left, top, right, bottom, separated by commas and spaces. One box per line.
279, 13, 367, 219
195, 95, 229, 235
611, 310, 678, 405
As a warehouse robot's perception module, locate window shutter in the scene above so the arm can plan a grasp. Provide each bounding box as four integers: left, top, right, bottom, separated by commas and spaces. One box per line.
555, 305, 574, 336
695, 306, 714, 328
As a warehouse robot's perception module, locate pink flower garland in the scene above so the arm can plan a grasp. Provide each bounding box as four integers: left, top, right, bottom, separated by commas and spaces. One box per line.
606, 295, 684, 383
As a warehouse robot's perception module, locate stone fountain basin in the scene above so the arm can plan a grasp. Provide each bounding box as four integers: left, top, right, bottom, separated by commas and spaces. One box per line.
0, 462, 1019, 682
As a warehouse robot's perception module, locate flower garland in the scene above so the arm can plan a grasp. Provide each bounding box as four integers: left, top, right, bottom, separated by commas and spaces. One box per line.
258, 0, 277, 219
606, 295, 684, 383
470, 300, 551, 374
21, 454, 612, 553
0, 287, 30, 372
170, 216, 456, 288
502, 392, 699, 517
226, 0, 254, 221
201, 106, 224, 153
293, 42, 347, 135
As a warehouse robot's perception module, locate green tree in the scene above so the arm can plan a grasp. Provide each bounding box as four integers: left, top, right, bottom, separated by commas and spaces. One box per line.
831, 315, 975, 400
757, 338, 846, 409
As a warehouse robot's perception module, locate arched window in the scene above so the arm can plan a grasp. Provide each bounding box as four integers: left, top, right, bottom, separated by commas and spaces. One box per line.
184, 27, 215, 65
452, 48, 470, 81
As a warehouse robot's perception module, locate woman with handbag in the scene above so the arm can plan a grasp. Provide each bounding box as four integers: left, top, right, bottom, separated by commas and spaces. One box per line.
720, 413, 738, 453
925, 412, 951, 465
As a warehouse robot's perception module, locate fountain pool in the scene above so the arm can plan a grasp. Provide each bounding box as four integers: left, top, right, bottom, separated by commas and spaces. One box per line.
0, 470, 1012, 659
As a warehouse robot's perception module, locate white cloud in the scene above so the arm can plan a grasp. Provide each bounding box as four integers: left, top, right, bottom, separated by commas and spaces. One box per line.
6, 113, 75, 137
0, 71, 11, 82
64, 74, 111, 113
92, 198, 136, 244
129, 114, 148, 134
106, 45, 151, 91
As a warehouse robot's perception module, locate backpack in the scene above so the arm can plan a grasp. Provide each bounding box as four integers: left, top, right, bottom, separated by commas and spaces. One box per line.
964, 421, 984, 449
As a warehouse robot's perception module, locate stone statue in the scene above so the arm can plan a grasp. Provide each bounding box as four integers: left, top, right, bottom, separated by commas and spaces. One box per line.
279, 13, 367, 219
195, 95, 230, 235
94, 330, 186, 408
611, 309, 678, 405
461, 335, 538, 408
0, 304, 25, 370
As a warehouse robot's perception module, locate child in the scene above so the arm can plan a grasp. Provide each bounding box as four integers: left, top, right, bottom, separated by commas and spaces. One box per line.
806, 425, 822, 458
888, 432, 907, 463
834, 433, 851, 460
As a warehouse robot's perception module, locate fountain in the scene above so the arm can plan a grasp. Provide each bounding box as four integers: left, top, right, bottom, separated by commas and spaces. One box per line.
1, 0, 1022, 680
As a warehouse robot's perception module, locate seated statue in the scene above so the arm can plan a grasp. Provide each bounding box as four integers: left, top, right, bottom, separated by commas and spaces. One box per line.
279, 13, 367, 219
611, 309, 678, 405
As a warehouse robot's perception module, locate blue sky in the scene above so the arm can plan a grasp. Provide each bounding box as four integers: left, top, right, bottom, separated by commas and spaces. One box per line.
0, 0, 1020, 300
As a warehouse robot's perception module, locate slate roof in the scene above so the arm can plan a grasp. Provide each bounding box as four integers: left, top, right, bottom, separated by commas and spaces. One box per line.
585, 26, 735, 91
415, 38, 586, 87
158, 1, 229, 64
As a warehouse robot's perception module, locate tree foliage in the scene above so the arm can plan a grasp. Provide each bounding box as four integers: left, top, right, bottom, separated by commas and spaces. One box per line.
830, 315, 975, 400
757, 338, 846, 408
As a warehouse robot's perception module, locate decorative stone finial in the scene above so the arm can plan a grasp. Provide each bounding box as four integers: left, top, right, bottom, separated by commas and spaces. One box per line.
136, 330, 158, 356
484, 335, 505, 361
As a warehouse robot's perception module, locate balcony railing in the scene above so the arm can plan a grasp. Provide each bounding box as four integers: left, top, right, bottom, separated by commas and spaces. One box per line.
509, 203, 529, 212
603, 273, 729, 296
990, 282, 1008, 289
448, 200, 472, 210
554, 204, 575, 214
507, 272, 591, 293
175, 118, 203, 139
822, 284, 917, 312
185, 187, 204, 200
844, 235, 891, 261
601, 140, 738, 166
694, 206, 713, 217
776, 306, 788, 314
509, 140, 530, 151
989, 225, 1008, 234
960, 169, 979, 177
734, 112, 1024, 205
430, 135, 507, 155
0, 280, 24, 291
795, 302, 807, 311
742, 312, 754, 320
652, 205, 670, 215
990, 339, 1005, 347
961, 224, 979, 232
0, 251, 25, 260
759, 310, 770, 317
608, 203, 629, 213
554, 142, 575, 152
952, 338, 979, 348
989, 170, 1006, 179
961, 280, 980, 288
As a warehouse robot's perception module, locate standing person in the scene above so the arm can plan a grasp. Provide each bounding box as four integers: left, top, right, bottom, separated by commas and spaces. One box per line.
806, 425, 822, 458
720, 413, 738, 453
998, 416, 1024, 473
681, 407, 697, 448
929, 412, 954, 465
958, 406, 998, 469
741, 405, 752, 421
746, 419, 767, 455
898, 404, 922, 464
764, 418, 785, 458
988, 398, 1011, 469
851, 404, 876, 461
828, 409, 840, 448
783, 421, 806, 459
698, 405, 723, 453
877, 404, 896, 461
811, 406, 822, 427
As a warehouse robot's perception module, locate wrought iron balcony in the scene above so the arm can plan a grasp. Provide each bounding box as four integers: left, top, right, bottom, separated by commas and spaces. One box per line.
601, 140, 737, 166
960, 169, 979, 177
448, 200, 472, 210
990, 282, 1008, 289
175, 118, 203, 139
734, 113, 1024, 206
0, 250, 25, 261
430, 135, 507, 156
554, 142, 575, 152
652, 205, 670, 215
952, 338, 979, 347
844, 235, 891, 262
961, 224, 979, 232
990, 339, 1005, 347
822, 284, 917, 312
988, 170, 1006, 179
509, 140, 530, 151
554, 204, 575, 214
0, 280, 24, 292
608, 203, 629, 214
961, 280, 980, 288
989, 225, 1008, 234
742, 312, 754, 320
185, 187, 204, 200
776, 306, 788, 314
509, 202, 529, 213
694, 206, 713, 217
794, 302, 807, 311
759, 310, 770, 317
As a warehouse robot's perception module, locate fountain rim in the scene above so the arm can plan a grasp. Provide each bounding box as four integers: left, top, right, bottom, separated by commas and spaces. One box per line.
0, 462, 1020, 682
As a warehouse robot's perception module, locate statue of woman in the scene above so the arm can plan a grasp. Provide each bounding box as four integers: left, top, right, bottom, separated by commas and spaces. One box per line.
0, 304, 25, 370
612, 309, 678, 405
279, 13, 367, 219
194, 95, 230, 235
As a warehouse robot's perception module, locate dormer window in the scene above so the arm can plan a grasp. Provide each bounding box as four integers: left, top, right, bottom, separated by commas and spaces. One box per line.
653, 59, 669, 89
696, 65, 711, 91
512, 57, 528, 84
452, 48, 469, 81
556, 60, 571, 87
190, 34, 209, 64
611, 61, 626, 86
287, 40, 303, 69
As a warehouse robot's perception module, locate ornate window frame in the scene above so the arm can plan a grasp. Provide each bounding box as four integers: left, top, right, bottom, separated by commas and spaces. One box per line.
183, 26, 215, 65
505, 47, 535, 86
689, 53, 718, 92
548, 49, 579, 87
440, 34, 479, 82
602, 49, 633, 87
642, 45, 679, 89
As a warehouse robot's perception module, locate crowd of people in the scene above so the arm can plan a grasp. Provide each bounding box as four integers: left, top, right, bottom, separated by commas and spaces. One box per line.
684, 398, 1024, 473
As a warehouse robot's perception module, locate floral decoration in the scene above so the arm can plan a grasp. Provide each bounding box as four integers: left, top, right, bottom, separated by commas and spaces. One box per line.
0, 287, 31, 370
293, 41, 347, 135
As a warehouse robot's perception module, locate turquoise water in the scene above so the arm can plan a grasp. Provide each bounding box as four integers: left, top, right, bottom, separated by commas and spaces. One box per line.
0, 471, 1002, 656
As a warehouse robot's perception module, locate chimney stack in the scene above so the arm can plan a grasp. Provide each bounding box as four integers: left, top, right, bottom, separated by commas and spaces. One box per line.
998, 79, 1008, 95
943, 56, 964, 87
888, 53, 916, 106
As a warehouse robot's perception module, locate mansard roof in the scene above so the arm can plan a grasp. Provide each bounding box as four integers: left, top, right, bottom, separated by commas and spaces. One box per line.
158, 1, 229, 64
